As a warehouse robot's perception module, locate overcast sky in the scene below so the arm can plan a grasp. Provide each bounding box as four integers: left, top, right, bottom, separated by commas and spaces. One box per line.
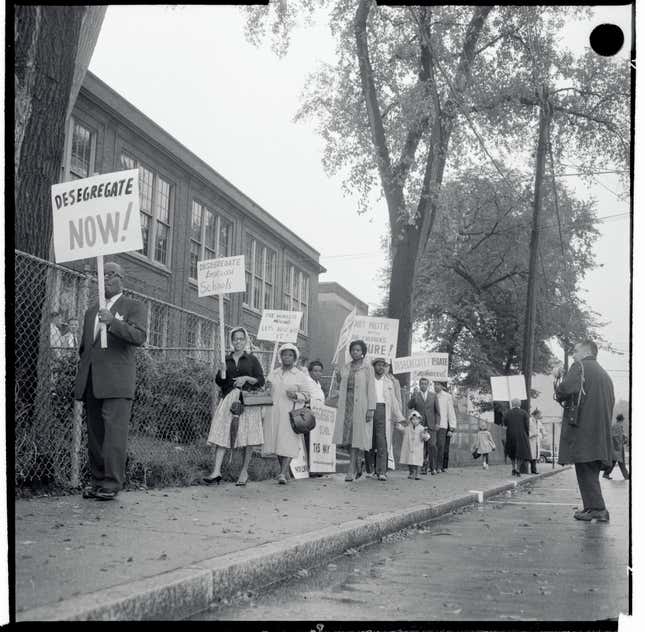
88, 4, 631, 400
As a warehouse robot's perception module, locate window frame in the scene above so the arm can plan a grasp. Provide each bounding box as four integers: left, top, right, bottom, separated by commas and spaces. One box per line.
63, 115, 96, 181
188, 198, 234, 280
243, 233, 277, 313
282, 261, 310, 335
119, 149, 175, 269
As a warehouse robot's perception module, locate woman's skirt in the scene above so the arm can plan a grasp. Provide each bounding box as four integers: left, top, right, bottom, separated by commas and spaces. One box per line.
207, 388, 264, 448
339, 386, 355, 449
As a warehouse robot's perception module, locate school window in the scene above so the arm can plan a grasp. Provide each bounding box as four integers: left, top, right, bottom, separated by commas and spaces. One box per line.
186, 314, 199, 348
243, 236, 276, 311
119, 151, 173, 266
148, 303, 167, 347
66, 118, 96, 180
283, 264, 309, 334
189, 200, 233, 279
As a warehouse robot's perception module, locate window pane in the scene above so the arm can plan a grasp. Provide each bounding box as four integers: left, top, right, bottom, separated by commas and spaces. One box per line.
205, 247, 216, 262
201, 321, 213, 348
70, 122, 92, 178
255, 246, 263, 275
139, 166, 154, 214
300, 273, 307, 305
219, 220, 231, 257
266, 251, 275, 283
264, 283, 273, 309
120, 153, 136, 171
245, 271, 252, 304
156, 177, 171, 224
254, 275, 262, 308
245, 236, 254, 270
191, 202, 203, 242
190, 241, 200, 279
140, 213, 151, 256
204, 209, 216, 251
154, 222, 169, 265
186, 315, 198, 347
150, 304, 167, 347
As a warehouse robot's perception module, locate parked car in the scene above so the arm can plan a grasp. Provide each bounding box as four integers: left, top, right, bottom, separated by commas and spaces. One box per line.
539, 449, 558, 463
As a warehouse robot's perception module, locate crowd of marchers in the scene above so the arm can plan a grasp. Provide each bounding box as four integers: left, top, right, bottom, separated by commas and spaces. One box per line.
68, 262, 629, 525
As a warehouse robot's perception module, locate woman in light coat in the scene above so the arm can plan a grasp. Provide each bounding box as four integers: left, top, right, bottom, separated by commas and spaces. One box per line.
262, 343, 312, 484
332, 340, 376, 482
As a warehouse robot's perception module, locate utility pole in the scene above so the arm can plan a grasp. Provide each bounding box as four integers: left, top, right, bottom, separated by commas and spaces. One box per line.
522, 89, 552, 412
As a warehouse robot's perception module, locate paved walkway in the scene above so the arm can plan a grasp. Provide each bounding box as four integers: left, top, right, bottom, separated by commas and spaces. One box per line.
15, 464, 564, 616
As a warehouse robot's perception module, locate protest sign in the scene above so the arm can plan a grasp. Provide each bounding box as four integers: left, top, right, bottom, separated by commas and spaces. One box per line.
490, 375, 527, 402
331, 308, 356, 366
392, 352, 449, 378
308, 403, 337, 473
343, 316, 399, 364
257, 310, 302, 344
197, 255, 246, 297
289, 435, 310, 479
51, 169, 142, 263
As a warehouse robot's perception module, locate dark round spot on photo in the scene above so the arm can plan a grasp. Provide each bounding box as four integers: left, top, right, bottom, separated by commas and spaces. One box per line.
589, 23, 624, 57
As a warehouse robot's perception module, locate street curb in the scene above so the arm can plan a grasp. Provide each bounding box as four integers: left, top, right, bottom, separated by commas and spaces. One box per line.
18, 466, 571, 621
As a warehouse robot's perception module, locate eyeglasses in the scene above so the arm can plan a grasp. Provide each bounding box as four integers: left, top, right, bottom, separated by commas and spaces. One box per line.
104, 271, 122, 279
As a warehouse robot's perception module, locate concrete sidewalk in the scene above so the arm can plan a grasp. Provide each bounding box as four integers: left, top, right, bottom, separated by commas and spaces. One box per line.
15, 464, 569, 621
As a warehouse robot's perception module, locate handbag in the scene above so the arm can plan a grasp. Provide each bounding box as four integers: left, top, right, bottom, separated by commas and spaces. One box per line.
241, 388, 273, 407
289, 401, 316, 434
472, 449, 480, 459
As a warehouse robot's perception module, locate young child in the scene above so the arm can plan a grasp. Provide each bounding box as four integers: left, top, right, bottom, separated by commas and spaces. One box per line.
472, 418, 496, 469
396, 410, 431, 480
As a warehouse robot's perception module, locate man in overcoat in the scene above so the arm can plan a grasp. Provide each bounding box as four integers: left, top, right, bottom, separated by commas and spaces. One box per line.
554, 339, 614, 522
74, 261, 146, 500
408, 377, 441, 474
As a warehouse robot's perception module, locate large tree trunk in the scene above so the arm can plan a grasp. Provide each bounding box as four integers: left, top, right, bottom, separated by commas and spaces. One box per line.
522, 95, 552, 411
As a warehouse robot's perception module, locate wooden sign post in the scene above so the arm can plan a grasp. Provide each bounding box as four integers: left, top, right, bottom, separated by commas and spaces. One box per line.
96, 255, 108, 348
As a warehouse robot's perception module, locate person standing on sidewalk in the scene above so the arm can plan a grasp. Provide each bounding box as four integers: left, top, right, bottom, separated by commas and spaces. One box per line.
304, 359, 326, 477
408, 377, 440, 475
204, 327, 265, 487
502, 399, 532, 477
396, 410, 431, 480
365, 357, 405, 481
528, 409, 543, 474
385, 362, 403, 412
262, 343, 312, 484
74, 262, 146, 501
603, 414, 629, 480
332, 340, 376, 482
554, 339, 615, 522
472, 418, 496, 469
434, 380, 456, 473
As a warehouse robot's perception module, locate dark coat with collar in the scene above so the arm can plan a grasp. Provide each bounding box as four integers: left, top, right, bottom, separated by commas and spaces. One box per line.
73, 295, 147, 400
408, 390, 441, 429
556, 356, 615, 467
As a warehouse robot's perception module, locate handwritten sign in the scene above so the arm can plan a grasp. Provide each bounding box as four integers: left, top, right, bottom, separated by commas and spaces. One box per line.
51, 169, 142, 263
257, 310, 302, 343
197, 255, 246, 297
289, 435, 310, 479
392, 353, 449, 378
490, 375, 527, 402
332, 308, 356, 366
309, 403, 337, 473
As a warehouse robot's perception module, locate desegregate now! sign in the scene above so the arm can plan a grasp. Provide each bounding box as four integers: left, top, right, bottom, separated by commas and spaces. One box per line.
51, 169, 142, 263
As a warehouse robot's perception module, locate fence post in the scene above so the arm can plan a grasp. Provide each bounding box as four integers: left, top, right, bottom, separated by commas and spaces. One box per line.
70, 264, 91, 488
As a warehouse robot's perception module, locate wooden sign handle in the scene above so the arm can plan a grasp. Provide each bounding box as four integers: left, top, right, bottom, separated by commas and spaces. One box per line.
218, 294, 226, 380
96, 255, 107, 349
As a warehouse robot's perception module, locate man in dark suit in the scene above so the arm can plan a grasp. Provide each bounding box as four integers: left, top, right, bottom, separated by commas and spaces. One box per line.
74, 261, 146, 500
408, 377, 441, 474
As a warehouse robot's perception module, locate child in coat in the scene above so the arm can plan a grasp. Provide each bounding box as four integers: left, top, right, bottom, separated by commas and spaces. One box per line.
472, 418, 496, 469
396, 410, 431, 480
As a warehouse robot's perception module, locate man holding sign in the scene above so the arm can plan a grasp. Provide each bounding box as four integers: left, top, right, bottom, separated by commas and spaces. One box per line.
73, 261, 146, 500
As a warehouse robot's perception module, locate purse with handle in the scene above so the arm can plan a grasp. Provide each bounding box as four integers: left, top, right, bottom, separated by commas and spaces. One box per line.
241, 388, 273, 407
289, 401, 316, 434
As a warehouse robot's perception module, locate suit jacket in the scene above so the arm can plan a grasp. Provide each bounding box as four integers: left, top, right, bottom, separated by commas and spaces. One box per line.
408, 390, 441, 429
73, 295, 147, 400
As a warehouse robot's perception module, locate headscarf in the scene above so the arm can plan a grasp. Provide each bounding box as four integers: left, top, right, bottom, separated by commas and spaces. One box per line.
229, 326, 251, 352
278, 342, 299, 364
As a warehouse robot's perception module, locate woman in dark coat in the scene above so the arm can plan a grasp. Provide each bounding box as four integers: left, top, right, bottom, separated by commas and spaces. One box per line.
502, 398, 532, 477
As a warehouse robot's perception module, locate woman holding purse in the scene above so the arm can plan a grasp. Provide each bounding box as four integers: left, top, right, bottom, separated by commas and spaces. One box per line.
262, 343, 312, 484
204, 326, 265, 486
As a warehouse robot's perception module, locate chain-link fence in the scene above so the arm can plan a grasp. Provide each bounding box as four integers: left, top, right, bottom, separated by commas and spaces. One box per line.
14, 250, 277, 494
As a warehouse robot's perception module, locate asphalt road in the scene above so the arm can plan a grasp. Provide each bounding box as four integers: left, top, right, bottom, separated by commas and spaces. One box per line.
191, 467, 629, 621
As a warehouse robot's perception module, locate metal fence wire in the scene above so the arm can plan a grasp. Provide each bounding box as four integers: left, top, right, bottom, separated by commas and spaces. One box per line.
14, 250, 275, 493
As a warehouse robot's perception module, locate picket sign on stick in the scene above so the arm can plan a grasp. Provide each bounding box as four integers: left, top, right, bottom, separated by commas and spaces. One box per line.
96, 255, 108, 349
218, 295, 227, 380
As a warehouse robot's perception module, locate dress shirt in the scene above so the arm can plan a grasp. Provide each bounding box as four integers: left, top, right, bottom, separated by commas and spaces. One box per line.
374, 375, 385, 403
420, 389, 428, 401
436, 390, 456, 429
94, 292, 123, 340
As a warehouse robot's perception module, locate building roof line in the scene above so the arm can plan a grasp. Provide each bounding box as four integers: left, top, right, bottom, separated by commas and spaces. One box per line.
82, 71, 325, 272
